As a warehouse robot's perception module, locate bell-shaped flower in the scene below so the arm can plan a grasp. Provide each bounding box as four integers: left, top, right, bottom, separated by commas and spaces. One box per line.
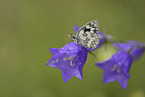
47, 42, 88, 82
114, 40, 145, 61
96, 51, 132, 89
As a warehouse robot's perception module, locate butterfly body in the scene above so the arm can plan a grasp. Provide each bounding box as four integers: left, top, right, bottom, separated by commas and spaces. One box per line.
72, 20, 100, 49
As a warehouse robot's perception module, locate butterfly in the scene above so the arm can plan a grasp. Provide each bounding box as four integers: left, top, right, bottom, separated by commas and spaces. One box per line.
71, 20, 100, 49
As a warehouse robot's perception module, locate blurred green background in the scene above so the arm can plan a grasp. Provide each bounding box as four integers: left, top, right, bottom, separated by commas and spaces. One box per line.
0, 0, 145, 97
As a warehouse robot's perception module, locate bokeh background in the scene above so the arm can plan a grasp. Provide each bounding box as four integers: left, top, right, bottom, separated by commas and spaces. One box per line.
0, 0, 145, 97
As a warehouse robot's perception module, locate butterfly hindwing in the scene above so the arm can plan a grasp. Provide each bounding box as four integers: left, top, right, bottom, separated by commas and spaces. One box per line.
73, 20, 100, 49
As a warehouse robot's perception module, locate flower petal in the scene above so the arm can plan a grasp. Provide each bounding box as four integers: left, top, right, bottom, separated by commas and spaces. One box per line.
75, 69, 83, 80
61, 68, 74, 83
49, 48, 59, 54
118, 72, 130, 90
73, 25, 81, 33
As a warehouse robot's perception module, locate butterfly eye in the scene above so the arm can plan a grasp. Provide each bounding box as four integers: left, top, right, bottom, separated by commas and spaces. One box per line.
72, 35, 76, 40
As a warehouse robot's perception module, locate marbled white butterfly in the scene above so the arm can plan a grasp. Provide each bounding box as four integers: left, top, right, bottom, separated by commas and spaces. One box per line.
72, 20, 100, 49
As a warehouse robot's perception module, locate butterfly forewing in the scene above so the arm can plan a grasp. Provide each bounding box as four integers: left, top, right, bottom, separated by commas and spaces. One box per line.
74, 20, 100, 49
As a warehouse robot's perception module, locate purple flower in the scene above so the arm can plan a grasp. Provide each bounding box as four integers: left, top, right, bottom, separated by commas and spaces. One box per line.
73, 25, 112, 51
47, 42, 88, 82
95, 51, 132, 89
114, 40, 145, 61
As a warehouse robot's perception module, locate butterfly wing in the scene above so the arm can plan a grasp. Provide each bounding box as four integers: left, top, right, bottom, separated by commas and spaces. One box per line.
75, 20, 100, 49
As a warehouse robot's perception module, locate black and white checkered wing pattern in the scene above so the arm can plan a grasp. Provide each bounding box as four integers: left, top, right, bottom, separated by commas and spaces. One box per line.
75, 20, 100, 49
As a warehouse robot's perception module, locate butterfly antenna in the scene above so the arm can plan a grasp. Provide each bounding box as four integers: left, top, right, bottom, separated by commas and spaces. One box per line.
67, 33, 72, 39
65, 32, 75, 51
87, 50, 97, 58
